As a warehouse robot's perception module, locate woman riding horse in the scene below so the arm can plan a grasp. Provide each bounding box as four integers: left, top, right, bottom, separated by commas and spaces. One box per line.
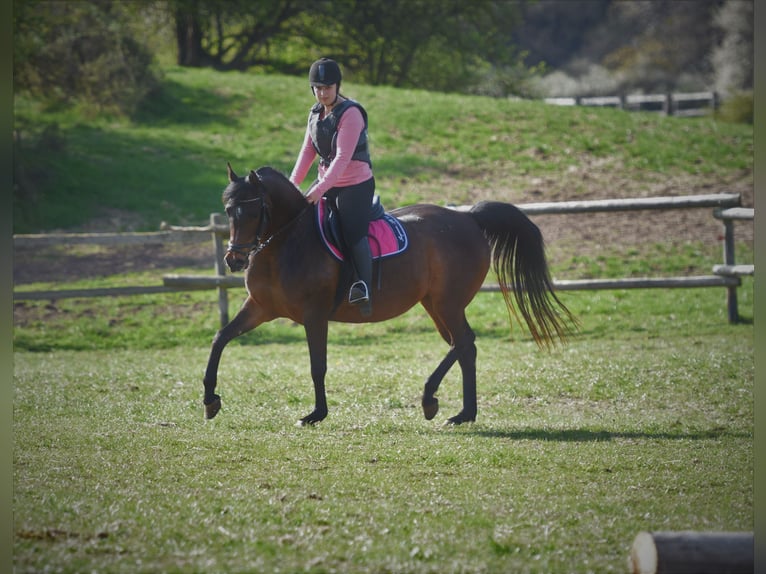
203, 164, 576, 426
290, 58, 375, 316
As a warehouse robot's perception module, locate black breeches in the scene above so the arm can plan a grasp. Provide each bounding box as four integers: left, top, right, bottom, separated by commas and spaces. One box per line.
325, 177, 375, 245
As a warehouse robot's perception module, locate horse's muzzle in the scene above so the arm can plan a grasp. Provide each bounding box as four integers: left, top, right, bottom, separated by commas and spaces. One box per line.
224, 250, 248, 272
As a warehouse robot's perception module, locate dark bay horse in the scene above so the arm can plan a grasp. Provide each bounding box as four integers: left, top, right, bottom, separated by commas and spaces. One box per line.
203, 164, 576, 425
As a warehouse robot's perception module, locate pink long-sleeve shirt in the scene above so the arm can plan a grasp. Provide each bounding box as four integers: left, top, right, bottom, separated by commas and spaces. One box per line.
290, 105, 373, 200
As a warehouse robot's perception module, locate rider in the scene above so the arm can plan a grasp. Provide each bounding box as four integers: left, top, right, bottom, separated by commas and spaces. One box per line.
290, 57, 375, 316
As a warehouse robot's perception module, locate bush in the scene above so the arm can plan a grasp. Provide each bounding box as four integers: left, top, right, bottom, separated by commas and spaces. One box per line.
530, 60, 623, 98
14, 2, 159, 115
716, 90, 753, 124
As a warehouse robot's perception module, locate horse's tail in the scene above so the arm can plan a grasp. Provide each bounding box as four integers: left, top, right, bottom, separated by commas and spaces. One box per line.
469, 201, 577, 348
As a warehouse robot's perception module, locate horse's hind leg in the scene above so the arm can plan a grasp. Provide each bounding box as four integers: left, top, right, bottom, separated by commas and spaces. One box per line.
421, 298, 478, 424
447, 326, 477, 425
422, 346, 459, 420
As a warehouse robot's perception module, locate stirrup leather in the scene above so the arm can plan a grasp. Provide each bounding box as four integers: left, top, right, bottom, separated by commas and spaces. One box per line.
348, 280, 370, 304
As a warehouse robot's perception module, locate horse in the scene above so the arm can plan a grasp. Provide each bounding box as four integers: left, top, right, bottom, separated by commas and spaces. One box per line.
202, 164, 576, 425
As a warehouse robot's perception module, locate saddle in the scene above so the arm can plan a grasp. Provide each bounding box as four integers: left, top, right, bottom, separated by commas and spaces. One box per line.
315, 195, 408, 262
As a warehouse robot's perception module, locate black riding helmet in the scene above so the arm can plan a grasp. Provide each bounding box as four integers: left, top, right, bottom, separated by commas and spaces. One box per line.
309, 58, 342, 88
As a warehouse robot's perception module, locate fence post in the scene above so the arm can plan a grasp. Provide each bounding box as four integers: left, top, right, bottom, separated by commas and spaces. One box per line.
721, 217, 739, 323
211, 213, 229, 327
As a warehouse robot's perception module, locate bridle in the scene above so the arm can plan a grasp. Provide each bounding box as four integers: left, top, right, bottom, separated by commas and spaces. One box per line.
226, 197, 265, 257
226, 196, 309, 259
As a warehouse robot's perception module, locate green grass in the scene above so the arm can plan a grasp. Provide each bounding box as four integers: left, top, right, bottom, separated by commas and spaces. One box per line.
13, 264, 754, 572
14, 283, 753, 573
14, 66, 753, 233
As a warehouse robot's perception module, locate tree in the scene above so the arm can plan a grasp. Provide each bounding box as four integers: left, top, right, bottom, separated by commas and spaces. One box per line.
174, 0, 204, 67
170, 0, 308, 70
167, 0, 531, 96
512, 0, 611, 69
13, 0, 159, 114
520, 0, 736, 97
711, 0, 753, 98
305, 0, 525, 93
594, 0, 722, 93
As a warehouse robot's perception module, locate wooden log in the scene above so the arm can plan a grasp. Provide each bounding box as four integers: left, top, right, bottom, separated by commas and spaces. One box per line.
544, 97, 577, 106
160, 221, 229, 235
671, 91, 717, 117
162, 274, 245, 290
515, 193, 741, 216
629, 531, 753, 574
13, 285, 177, 301
579, 95, 622, 108
478, 275, 740, 293
551, 276, 740, 290
13, 276, 245, 301
713, 264, 755, 277
713, 207, 755, 221
13, 230, 212, 247
448, 193, 741, 215
210, 213, 231, 327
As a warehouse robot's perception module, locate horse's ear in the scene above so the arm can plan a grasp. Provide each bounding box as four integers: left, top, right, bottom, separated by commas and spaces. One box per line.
227, 162, 237, 182
247, 170, 259, 186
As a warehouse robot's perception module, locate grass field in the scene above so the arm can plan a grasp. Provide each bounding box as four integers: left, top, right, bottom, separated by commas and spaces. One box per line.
13, 65, 754, 573
13, 280, 754, 573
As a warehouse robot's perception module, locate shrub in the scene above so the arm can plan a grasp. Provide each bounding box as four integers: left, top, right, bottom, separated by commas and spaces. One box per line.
14, 1, 159, 115
715, 90, 753, 125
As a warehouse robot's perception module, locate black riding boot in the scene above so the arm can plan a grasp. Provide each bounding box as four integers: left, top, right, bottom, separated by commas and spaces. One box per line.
348, 237, 373, 317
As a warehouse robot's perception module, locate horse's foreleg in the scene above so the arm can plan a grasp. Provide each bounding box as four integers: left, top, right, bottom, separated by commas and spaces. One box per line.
203, 298, 263, 419
299, 318, 329, 426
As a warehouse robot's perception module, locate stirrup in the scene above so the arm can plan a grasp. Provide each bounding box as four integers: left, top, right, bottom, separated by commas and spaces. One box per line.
348, 280, 370, 304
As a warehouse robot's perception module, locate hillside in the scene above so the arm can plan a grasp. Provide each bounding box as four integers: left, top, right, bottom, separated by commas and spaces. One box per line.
13, 65, 753, 285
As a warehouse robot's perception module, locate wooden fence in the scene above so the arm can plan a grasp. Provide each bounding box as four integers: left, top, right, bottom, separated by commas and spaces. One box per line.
544, 91, 719, 117
13, 193, 753, 327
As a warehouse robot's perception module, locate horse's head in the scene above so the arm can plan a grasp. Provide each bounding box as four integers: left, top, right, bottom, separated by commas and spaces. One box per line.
222, 163, 271, 272
222, 163, 307, 272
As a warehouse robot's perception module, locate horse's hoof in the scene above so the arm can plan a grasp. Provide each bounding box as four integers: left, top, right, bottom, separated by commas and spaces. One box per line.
445, 412, 475, 426
297, 417, 322, 427
297, 409, 327, 426
422, 397, 439, 420
204, 395, 221, 419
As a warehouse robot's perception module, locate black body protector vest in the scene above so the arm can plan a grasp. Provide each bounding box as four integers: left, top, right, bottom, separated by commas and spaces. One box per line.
308, 99, 371, 168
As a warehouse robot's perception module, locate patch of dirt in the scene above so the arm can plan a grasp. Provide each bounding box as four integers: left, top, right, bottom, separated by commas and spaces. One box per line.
521, 165, 754, 250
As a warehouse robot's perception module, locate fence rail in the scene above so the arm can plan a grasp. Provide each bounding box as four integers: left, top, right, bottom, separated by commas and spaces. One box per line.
451, 193, 741, 215
544, 91, 719, 117
13, 193, 752, 325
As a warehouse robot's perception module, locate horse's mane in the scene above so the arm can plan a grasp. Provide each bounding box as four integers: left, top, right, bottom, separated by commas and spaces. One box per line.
254, 166, 288, 186
223, 166, 304, 205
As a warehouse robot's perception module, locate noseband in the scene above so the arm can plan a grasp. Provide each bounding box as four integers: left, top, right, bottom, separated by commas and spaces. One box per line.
227, 197, 309, 259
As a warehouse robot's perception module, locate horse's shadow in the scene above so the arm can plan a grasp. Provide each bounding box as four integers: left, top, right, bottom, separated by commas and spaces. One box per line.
468, 426, 748, 442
